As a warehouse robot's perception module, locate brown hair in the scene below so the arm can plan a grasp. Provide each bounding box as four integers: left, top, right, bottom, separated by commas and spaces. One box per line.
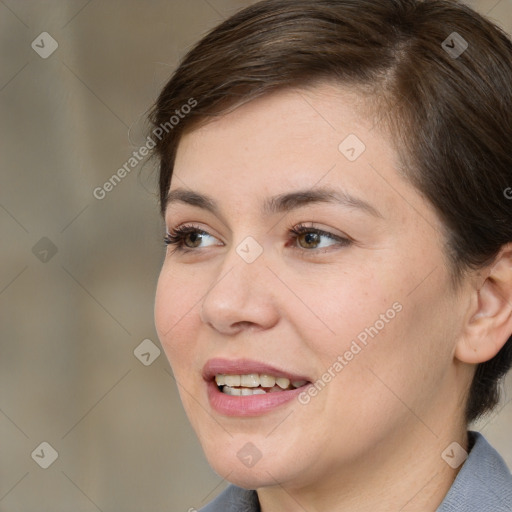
149, 0, 512, 423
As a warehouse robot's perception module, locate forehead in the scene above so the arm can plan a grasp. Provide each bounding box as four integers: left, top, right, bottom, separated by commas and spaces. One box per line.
177, 83, 377, 156
170, 84, 417, 223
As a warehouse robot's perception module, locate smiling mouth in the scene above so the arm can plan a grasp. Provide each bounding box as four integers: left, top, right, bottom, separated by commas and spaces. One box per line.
215, 373, 309, 396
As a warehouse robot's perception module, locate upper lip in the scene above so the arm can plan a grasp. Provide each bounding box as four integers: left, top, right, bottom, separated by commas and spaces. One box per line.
202, 358, 311, 383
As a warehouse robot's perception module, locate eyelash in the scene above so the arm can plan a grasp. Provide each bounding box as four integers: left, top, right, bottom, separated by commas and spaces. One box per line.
163, 223, 352, 254
164, 224, 208, 251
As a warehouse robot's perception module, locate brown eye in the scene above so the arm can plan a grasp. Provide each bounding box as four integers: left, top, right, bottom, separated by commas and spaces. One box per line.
184, 232, 204, 248
164, 225, 220, 252
289, 225, 352, 252
297, 231, 321, 249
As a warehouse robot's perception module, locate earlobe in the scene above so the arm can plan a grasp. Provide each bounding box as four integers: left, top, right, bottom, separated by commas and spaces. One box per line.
455, 245, 512, 365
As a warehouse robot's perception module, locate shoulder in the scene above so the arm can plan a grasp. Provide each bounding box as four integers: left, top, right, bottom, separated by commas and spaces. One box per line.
198, 484, 259, 512
437, 431, 512, 512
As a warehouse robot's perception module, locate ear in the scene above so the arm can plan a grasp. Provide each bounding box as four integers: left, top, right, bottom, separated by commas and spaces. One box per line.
455, 244, 512, 364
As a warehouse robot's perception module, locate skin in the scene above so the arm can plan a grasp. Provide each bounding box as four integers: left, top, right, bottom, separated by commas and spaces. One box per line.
154, 83, 512, 511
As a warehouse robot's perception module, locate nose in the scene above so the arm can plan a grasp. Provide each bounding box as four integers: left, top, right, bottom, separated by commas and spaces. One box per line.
199, 247, 280, 335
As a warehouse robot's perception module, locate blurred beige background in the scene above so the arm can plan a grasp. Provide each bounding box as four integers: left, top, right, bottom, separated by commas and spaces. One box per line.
0, 0, 511, 510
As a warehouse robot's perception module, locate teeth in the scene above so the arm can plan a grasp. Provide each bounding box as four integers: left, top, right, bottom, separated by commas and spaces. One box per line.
224, 375, 241, 387
216, 373, 306, 388
259, 374, 276, 387
276, 377, 291, 389
240, 374, 259, 387
215, 373, 309, 396
223, 386, 266, 396
223, 385, 241, 396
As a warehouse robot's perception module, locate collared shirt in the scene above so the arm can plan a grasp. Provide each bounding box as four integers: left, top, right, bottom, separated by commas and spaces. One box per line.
199, 431, 512, 511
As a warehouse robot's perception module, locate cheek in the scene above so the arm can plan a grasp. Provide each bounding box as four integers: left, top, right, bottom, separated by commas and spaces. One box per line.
291, 265, 397, 355
332, 271, 458, 424
297, 259, 454, 409
154, 263, 204, 366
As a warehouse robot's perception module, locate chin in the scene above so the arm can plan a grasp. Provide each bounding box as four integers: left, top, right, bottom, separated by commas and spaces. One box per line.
201, 440, 306, 490
218, 469, 271, 490
208, 458, 285, 490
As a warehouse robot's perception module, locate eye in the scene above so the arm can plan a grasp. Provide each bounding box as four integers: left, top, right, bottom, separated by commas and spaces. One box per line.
164, 224, 221, 251
289, 224, 352, 251
164, 223, 352, 254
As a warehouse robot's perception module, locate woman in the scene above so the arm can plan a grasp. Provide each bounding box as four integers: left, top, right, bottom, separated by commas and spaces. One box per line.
150, 0, 512, 510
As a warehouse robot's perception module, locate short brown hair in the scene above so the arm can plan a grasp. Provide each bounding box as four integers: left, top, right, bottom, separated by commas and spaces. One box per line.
149, 0, 512, 423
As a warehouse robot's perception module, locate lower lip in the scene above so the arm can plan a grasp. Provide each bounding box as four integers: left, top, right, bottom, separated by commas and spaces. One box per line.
206, 380, 310, 416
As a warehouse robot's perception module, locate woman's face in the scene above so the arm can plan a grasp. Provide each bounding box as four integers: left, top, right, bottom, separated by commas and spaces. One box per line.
155, 84, 470, 489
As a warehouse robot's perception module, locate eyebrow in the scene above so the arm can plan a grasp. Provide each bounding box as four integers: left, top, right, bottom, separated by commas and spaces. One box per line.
165, 186, 383, 219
